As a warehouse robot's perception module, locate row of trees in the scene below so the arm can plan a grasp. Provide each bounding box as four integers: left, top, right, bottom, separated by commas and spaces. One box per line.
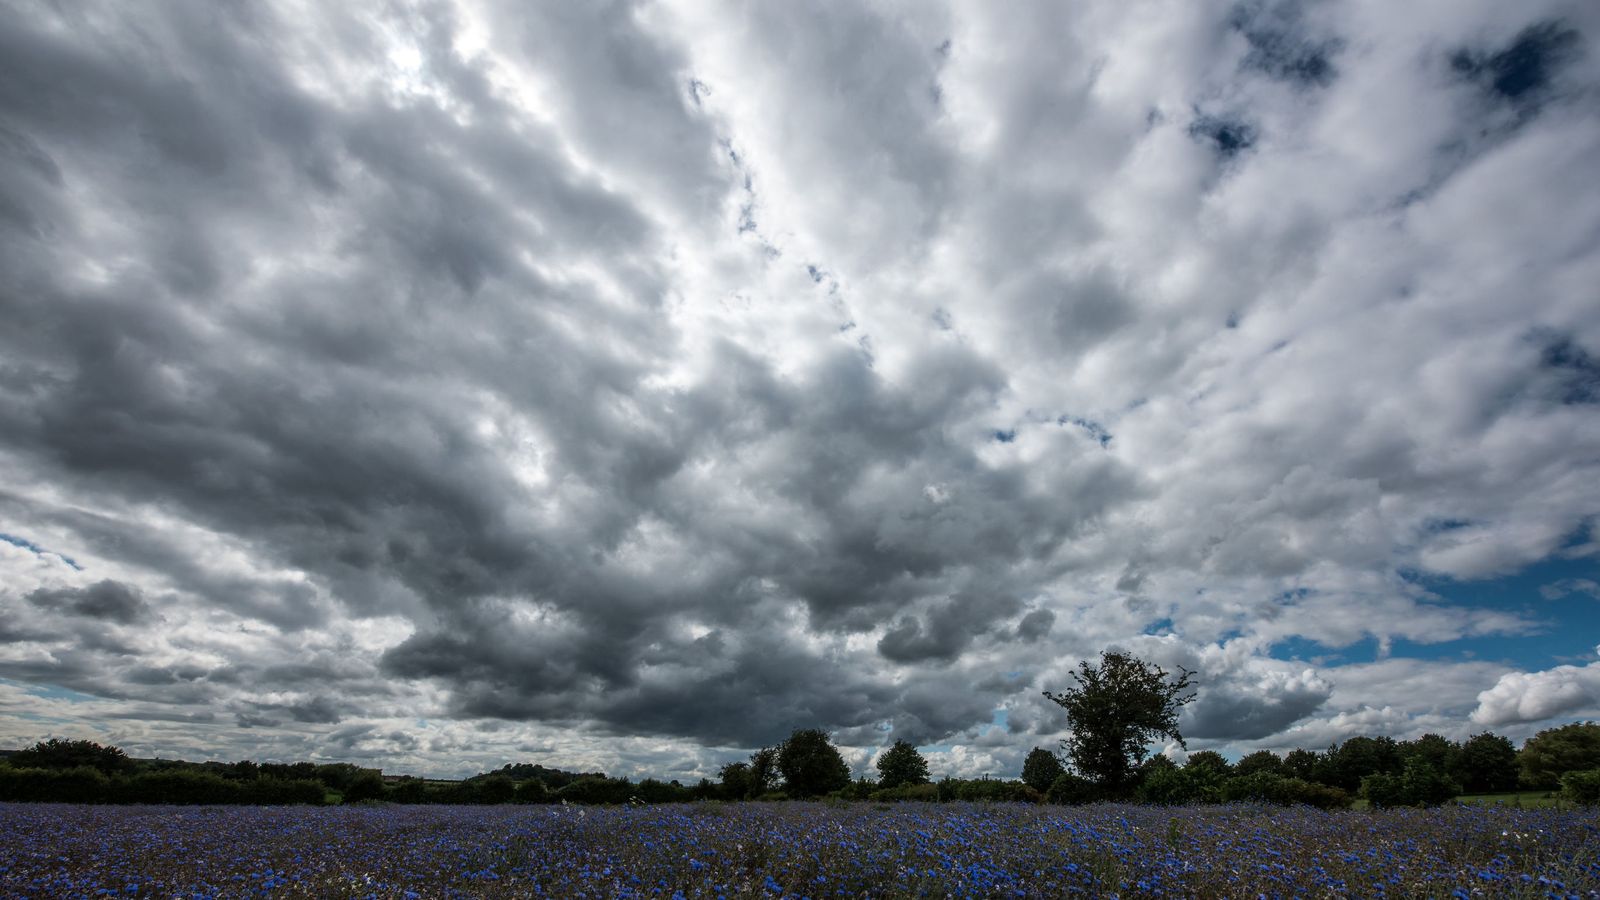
5, 652, 1599, 808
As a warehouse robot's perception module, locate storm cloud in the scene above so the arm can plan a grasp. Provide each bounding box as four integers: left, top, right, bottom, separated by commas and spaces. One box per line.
1, 0, 1598, 779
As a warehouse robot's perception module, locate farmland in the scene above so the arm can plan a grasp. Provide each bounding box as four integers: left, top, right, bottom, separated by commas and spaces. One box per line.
2, 801, 1597, 898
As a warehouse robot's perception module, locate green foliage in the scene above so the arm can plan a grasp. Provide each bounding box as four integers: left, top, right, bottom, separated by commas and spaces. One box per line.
776, 729, 851, 798
343, 770, 388, 803
9, 738, 132, 774
1400, 733, 1459, 772
935, 778, 1041, 803
1452, 732, 1520, 794
875, 740, 930, 790
469, 773, 517, 805
1045, 772, 1098, 805
1314, 736, 1402, 792
1219, 773, 1354, 809
633, 779, 692, 804
1042, 651, 1196, 794
1136, 766, 1198, 805
558, 776, 636, 805
0, 765, 110, 803
717, 761, 754, 800
749, 747, 780, 797
1520, 722, 1600, 789
1184, 751, 1232, 777
1021, 747, 1066, 793
514, 778, 552, 804
386, 777, 430, 804
1361, 759, 1461, 808
1558, 768, 1600, 806
1235, 750, 1284, 778
868, 782, 938, 802
1282, 748, 1319, 780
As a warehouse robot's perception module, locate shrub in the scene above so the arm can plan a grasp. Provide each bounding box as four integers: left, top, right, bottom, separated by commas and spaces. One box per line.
1045, 773, 1098, 805
1362, 760, 1459, 808
343, 770, 388, 803
1559, 768, 1600, 806
869, 783, 939, 803
117, 769, 243, 805
514, 778, 552, 804
558, 777, 635, 805
0, 766, 110, 803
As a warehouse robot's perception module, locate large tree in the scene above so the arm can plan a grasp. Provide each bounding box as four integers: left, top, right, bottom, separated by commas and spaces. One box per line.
1520, 722, 1600, 789
875, 739, 930, 789
776, 729, 851, 798
1020, 747, 1066, 793
1452, 732, 1520, 794
1042, 651, 1196, 794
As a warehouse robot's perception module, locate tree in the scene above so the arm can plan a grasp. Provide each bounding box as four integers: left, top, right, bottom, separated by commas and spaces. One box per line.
343, 770, 386, 803
1235, 750, 1284, 778
1520, 722, 1600, 789
1183, 750, 1232, 776
1313, 736, 1401, 792
1452, 732, 1519, 794
1021, 747, 1066, 794
1042, 651, 1196, 795
875, 740, 930, 790
9, 738, 132, 774
1282, 748, 1319, 780
776, 729, 850, 798
1400, 733, 1459, 772
749, 746, 780, 797
717, 761, 753, 800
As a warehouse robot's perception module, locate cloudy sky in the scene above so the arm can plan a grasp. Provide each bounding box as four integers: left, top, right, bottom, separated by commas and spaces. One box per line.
2, 0, 1598, 782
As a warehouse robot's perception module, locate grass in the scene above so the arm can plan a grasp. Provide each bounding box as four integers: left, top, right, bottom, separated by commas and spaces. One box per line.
1455, 790, 1567, 809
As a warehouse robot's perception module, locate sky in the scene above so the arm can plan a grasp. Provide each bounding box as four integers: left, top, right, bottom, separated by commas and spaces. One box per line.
1, 0, 1598, 783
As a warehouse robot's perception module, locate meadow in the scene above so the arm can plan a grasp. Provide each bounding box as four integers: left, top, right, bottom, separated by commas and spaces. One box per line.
1, 800, 1597, 899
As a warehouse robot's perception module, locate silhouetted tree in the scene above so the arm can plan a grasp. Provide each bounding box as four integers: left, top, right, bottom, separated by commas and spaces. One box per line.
343, 770, 386, 802
1235, 750, 1284, 777
1452, 732, 1519, 793
1021, 747, 1066, 793
717, 761, 754, 800
1042, 651, 1196, 794
776, 729, 850, 798
875, 740, 930, 790
1520, 722, 1600, 789
9, 738, 132, 774
749, 746, 780, 797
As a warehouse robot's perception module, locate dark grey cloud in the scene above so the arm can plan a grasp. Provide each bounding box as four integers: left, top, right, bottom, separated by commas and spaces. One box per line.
0, 0, 1597, 778
28, 580, 151, 625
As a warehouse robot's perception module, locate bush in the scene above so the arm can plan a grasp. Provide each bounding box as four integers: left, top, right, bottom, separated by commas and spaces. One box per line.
344, 770, 388, 803
1045, 773, 1098, 805
936, 778, 1040, 803
1559, 768, 1600, 806
386, 777, 430, 804
514, 778, 552, 804
1137, 766, 1199, 805
244, 777, 325, 805
468, 774, 517, 805
1362, 760, 1459, 808
869, 783, 939, 803
558, 777, 635, 805
0, 766, 111, 803
117, 769, 243, 805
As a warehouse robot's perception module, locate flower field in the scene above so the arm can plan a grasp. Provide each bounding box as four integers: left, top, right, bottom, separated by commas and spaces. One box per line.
1, 801, 1597, 898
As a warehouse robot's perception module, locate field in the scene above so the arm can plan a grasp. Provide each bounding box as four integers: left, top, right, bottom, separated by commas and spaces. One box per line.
2, 801, 1598, 898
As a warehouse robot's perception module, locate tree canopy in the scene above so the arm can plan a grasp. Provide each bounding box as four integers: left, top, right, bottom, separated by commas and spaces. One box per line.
1020, 747, 1066, 793
776, 729, 850, 798
875, 740, 930, 790
1042, 651, 1196, 794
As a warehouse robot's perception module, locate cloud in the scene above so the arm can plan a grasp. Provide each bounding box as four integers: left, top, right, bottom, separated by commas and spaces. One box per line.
0, 0, 1597, 777
28, 580, 152, 625
1471, 657, 1600, 726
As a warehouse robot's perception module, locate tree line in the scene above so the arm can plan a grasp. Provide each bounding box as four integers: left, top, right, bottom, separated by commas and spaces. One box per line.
4, 652, 1599, 808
